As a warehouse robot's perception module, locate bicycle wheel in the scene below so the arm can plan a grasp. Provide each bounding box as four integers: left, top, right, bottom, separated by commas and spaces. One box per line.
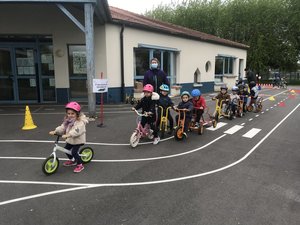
247, 105, 253, 112
198, 124, 204, 135
174, 126, 184, 141
257, 104, 263, 112
79, 147, 94, 163
42, 156, 59, 175
130, 132, 139, 148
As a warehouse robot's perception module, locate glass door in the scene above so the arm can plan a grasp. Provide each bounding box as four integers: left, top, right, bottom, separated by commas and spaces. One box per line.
15, 47, 38, 102
0, 47, 14, 102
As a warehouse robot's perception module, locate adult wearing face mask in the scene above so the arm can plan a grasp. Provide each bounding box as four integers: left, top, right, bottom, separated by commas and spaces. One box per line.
143, 58, 169, 93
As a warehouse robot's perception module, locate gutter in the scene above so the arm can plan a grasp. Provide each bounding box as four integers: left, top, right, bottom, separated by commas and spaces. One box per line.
120, 24, 125, 102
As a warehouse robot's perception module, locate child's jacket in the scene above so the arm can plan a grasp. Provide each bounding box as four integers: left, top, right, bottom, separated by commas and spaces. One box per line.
177, 100, 193, 118
158, 94, 174, 109
192, 96, 207, 109
55, 114, 89, 145
134, 92, 160, 115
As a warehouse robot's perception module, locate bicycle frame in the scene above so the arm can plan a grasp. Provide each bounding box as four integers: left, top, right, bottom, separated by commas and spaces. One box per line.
158, 106, 171, 131
133, 109, 152, 138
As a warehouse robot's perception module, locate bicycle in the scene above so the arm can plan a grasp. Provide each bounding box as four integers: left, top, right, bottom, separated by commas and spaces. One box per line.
42, 134, 94, 175
174, 108, 188, 141
247, 97, 263, 112
212, 98, 233, 124
189, 107, 205, 135
158, 106, 172, 138
130, 109, 154, 148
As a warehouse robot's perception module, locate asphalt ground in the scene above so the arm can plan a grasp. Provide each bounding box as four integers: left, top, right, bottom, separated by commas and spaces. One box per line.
0, 86, 299, 225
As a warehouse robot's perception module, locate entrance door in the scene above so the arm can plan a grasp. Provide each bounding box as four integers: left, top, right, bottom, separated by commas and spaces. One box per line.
15, 47, 39, 102
0, 47, 14, 102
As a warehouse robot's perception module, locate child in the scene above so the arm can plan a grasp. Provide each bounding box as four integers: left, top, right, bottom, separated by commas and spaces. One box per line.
238, 84, 249, 112
156, 84, 174, 134
230, 86, 240, 117
212, 86, 230, 115
132, 84, 160, 145
191, 89, 206, 127
49, 101, 88, 173
248, 81, 259, 112
175, 91, 193, 137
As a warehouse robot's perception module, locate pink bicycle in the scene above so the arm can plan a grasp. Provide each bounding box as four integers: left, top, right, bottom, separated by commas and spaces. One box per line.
130, 109, 154, 148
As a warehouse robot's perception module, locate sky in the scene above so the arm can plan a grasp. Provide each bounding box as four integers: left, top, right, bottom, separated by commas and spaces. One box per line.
107, 0, 178, 14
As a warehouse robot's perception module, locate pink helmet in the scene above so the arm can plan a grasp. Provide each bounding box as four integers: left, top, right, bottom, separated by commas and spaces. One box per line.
143, 84, 154, 93
65, 101, 81, 112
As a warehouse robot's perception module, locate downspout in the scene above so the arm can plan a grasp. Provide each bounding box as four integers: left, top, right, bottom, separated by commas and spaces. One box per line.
120, 24, 125, 102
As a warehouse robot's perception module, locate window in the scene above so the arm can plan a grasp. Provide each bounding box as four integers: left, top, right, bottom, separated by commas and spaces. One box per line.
214, 56, 235, 83
194, 68, 201, 84
68, 45, 87, 99
205, 61, 211, 72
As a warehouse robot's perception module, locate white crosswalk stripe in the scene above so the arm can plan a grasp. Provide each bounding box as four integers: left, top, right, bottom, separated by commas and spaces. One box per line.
224, 125, 244, 134
242, 128, 262, 138
206, 122, 227, 131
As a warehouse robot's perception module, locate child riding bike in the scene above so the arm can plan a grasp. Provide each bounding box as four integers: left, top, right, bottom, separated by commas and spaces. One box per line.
49, 101, 88, 173
247, 81, 259, 112
229, 86, 240, 117
174, 91, 193, 138
212, 85, 230, 116
191, 89, 206, 127
156, 84, 175, 135
131, 84, 160, 145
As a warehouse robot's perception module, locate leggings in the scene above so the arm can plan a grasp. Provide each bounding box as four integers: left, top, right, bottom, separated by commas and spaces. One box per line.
64, 143, 84, 164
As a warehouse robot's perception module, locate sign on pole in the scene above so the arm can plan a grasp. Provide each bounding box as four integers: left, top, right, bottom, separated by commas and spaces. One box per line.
93, 79, 108, 93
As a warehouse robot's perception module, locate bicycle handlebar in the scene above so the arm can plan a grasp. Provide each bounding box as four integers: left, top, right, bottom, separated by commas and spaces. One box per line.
133, 109, 152, 117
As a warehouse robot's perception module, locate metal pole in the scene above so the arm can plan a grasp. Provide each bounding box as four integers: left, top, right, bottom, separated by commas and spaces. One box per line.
85, 3, 96, 117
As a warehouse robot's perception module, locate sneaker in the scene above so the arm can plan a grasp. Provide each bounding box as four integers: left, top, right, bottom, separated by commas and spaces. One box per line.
73, 164, 84, 173
153, 137, 160, 145
63, 160, 76, 167
195, 122, 199, 128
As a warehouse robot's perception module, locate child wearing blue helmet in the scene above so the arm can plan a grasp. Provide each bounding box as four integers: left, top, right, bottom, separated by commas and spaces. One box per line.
191, 89, 207, 127
156, 84, 174, 134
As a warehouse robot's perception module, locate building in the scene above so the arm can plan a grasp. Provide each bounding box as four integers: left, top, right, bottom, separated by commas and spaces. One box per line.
0, 0, 248, 115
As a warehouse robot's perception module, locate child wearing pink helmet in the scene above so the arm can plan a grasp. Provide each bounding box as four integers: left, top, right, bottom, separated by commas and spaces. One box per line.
49, 101, 89, 173
132, 84, 160, 144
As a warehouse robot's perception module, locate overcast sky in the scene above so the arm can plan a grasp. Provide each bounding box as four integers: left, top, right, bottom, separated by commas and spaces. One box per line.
107, 0, 179, 14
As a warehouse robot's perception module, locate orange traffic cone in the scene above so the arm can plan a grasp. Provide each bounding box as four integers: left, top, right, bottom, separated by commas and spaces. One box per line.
22, 105, 37, 130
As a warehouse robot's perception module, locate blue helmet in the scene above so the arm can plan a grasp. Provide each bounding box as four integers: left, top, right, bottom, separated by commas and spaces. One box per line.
159, 84, 169, 92
232, 86, 239, 91
181, 91, 190, 98
191, 89, 201, 97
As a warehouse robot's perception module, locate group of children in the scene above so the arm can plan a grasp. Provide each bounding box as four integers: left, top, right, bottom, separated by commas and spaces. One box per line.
49, 82, 259, 173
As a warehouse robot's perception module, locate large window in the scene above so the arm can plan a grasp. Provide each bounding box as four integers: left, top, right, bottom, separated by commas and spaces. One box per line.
214, 56, 234, 83
134, 47, 176, 93
68, 45, 87, 99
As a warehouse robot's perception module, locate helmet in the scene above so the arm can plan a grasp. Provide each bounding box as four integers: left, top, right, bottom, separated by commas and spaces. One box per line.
159, 84, 169, 92
244, 84, 249, 89
232, 86, 239, 91
65, 101, 81, 113
191, 89, 201, 97
220, 85, 228, 90
181, 91, 190, 98
238, 84, 245, 90
143, 84, 154, 93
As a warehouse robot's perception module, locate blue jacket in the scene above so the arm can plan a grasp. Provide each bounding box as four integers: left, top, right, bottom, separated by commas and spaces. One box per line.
177, 100, 193, 118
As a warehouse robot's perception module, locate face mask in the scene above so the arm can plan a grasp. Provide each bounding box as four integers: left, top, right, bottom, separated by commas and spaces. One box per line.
151, 63, 158, 69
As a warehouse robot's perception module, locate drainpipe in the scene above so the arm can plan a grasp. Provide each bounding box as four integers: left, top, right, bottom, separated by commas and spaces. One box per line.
120, 24, 125, 102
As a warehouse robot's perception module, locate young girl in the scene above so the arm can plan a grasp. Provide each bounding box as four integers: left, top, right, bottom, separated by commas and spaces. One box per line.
156, 84, 174, 134
175, 91, 193, 137
132, 84, 160, 145
49, 101, 88, 173
191, 89, 206, 127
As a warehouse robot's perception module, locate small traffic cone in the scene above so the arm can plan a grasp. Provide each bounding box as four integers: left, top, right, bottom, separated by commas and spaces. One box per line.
22, 105, 37, 130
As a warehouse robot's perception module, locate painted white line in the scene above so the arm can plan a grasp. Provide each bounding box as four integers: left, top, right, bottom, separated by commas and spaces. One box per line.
0, 103, 298, 206
242, 128, 262, 138
270, 107, 273, 109
249, 118, 253, 121
206, 122, 227, 131
266, 109, 269, 111
274, 104, 277, 107
255, 115, 259, 117
240, 123, 245, 126
224, 125, 243, 134
0, 135, 227, 162
261, 112, 265, 114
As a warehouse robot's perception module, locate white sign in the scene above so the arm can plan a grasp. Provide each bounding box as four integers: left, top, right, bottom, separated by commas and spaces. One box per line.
93, 79, 108, 93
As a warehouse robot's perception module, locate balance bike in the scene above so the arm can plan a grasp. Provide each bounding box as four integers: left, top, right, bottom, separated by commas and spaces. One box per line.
42, 134, 94, 175
158, 106, 172, 138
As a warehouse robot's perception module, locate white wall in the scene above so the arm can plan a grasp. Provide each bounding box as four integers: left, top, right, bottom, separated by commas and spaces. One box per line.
104, 24, 247, 88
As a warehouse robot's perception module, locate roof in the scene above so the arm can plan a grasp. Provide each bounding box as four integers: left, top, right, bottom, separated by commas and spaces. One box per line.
109, 6, 249, 50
